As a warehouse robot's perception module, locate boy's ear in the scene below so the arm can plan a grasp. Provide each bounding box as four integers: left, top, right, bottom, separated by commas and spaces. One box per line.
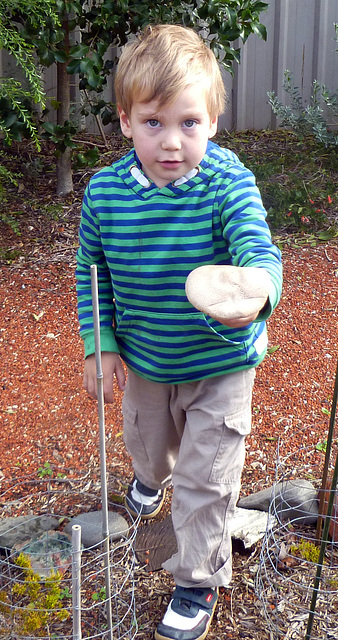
208, 116, 218, 139
118, 106, 133, 139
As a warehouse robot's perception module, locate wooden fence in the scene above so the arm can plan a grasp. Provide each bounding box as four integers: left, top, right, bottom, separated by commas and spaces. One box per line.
1, 0, 338, 133
220, 0, 338, 131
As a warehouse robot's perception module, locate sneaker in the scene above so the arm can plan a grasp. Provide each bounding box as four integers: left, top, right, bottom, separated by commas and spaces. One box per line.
155, 585, 218, 640
125, 476, 166, 520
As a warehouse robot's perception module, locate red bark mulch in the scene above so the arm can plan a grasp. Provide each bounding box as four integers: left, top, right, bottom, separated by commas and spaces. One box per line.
0, 171, 337, 638
1, 242, 337, 486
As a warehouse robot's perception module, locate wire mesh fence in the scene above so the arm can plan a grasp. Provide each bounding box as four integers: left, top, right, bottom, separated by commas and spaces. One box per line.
0, 472, 140, 639
256, 445, 338, 640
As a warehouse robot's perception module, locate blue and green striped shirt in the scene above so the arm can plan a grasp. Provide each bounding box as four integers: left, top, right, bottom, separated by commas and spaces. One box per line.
76, 140, 282, 383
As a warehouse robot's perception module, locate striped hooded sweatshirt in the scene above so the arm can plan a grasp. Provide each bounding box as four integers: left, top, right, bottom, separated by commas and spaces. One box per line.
76, 140, 282, 384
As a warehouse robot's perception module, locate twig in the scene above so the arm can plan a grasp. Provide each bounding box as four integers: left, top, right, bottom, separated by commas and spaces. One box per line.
84, 89, 109, 149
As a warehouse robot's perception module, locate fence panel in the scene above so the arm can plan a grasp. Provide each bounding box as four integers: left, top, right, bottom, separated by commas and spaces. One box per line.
1, 0, 337, 132
219, 0, 338, 131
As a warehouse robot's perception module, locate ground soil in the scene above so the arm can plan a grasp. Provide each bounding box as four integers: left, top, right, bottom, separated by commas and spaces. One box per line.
0, 135, 338, 639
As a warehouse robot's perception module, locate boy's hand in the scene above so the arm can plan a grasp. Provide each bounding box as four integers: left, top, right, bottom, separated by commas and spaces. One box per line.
185, 265, 270, 328
83, 352, 126, 404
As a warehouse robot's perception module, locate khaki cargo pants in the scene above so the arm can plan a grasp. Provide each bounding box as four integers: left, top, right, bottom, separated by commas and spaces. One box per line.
122, 367, 255, 588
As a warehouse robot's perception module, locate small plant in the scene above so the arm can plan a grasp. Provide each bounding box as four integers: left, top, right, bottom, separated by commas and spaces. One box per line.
73, 146, 100, 170
37, 461, 53, 478
290, 539, 321, 564
2, 552, 70, 635
39, 203, 64, 221
60, 586, 72, 600
218, 130, 337, 232
0, 161, 24, 232
316, 440, 328, 453
92, 586, 106, 602
268, 69, 338, 148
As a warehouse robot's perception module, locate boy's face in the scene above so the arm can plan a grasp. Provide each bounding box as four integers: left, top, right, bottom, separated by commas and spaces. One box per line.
118, 83, 218, 188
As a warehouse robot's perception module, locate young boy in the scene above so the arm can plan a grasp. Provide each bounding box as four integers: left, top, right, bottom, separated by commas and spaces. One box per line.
76, 24, 282, 640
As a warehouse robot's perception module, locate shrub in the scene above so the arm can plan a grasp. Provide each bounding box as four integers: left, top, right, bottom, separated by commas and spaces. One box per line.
268, 70, 338, 148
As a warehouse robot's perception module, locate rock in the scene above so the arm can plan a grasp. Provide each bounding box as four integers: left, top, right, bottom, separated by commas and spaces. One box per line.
64, 510, 129, 548
185, 265, 270, 324
229, 507, 276, 548
0, 515, 59, 550
238, 479, 319, 525
12, 530, 72, 577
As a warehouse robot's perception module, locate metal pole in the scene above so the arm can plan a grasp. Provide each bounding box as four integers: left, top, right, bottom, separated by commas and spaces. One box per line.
90, 264, 113, 640
72, 524, 82, 640
316, 359, 338, 541
305, 359, 338, 640
305, 447, 338, 639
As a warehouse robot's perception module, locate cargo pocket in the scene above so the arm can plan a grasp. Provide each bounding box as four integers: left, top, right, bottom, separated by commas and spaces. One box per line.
122, 400, 149, 465
209, 407, 252, 484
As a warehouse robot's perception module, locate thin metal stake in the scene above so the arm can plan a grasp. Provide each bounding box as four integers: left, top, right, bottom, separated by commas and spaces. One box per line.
91, 264, 113, 640
305, 359, 338, 640
316, 358, 338, 542
72, 524, 82, 640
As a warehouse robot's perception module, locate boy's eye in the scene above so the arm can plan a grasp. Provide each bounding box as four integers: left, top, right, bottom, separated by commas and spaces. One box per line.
184, 119, 197, 129
147, 119, 160, 128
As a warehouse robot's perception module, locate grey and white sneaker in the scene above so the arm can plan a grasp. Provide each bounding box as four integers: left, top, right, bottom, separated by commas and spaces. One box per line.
155, 585, 219, 640
125, 476, 166, 519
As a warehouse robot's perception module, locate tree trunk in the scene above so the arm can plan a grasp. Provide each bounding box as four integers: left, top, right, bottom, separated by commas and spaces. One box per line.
55, 14, 73, 196
56, 61, 73, 195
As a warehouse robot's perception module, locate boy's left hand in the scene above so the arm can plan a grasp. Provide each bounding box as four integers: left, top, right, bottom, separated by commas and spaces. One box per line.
185, 265, 270, 327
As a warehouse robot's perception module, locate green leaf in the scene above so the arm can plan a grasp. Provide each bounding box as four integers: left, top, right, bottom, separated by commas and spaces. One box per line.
251, 1, 269, 12
4, 112, 17, 127
66, 58, 81, 74
42, 121, 57, 134
70, 43, 90, 58
86, 69, 100, 89
79, 58, 94, 74
252, 22, 267, 40
315, 441, 327, 452
40, 50, 56, 67
267, 345, 280, 355
318, 228, 338, 241
53, 50, 69, 64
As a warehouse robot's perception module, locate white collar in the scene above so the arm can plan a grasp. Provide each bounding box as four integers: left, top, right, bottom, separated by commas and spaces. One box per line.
130, 165, 199, 188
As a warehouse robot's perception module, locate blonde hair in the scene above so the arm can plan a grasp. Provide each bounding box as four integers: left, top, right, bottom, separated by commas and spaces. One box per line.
114, 24, 225, 119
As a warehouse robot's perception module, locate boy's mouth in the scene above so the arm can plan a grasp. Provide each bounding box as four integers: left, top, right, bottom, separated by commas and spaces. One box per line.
159, 160, 183, 169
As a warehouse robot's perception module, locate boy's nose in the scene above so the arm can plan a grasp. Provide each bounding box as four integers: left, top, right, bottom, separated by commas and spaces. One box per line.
161, 131, 182, 151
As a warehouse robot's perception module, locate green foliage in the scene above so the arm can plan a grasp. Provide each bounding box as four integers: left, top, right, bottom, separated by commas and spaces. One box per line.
42, 120, 78, 154
0, 0, 58, 106
0, 0, 60, 145
0, 156, 23, 237
37, 461, 53, 478
268, 69, 338, 148
290, 539, 320, 564
316, 440, 328, 453
0, 159, 19, 191
92, 586, 106, 602
15, 0, 268, 158
73, 146, 100, 169
0, 78, 40, 147
1, 553, 70, 635
37, 460, 67, 478
218, 130, 337, 232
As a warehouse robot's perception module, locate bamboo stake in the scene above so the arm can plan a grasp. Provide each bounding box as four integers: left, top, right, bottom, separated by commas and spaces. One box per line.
72, 524, 82, 640
91, 264, 113, 640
